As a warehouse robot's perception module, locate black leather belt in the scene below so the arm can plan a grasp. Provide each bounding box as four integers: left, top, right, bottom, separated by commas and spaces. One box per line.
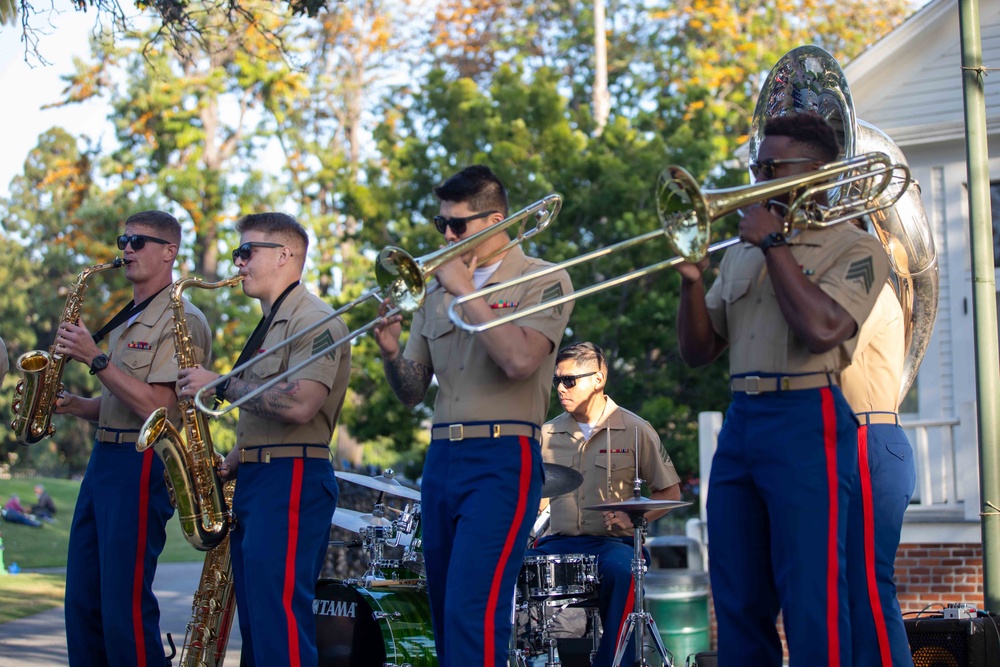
432, 422, 541, 442
730, 372, 835, 395
856, 411, 900, 426
239, 445, 331, 464
95, 428, 140, 446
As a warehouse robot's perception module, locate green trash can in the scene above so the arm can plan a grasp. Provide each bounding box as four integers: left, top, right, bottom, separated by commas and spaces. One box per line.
643, 568, 710, 663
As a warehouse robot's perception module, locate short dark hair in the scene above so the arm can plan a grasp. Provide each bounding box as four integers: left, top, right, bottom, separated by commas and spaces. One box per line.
433, 165, 509, 217
763, 112, 841, 163
125, 210, 181, 245
556, 342, 606, 372
236, 212, 309, 252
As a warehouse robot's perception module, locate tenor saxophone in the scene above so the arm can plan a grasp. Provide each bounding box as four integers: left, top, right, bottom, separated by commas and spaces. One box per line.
11, 257, 129, 446
136, 275, 243, 551
178, 479, 237, 667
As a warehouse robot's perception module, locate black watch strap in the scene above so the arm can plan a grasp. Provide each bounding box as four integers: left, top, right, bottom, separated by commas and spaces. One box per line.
759, 232, 788, 254
89, 353, 110, 375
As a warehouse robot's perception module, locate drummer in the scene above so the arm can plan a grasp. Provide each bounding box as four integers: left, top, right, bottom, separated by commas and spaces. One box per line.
531, 342, 681, 667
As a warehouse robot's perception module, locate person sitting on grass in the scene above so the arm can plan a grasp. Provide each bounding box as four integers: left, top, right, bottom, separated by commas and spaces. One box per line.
30, 484, 57, 522
1, 494, 42, 528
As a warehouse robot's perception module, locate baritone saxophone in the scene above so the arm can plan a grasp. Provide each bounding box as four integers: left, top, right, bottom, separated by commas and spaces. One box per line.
136, 275, 243, 552
11, 257, 129, 446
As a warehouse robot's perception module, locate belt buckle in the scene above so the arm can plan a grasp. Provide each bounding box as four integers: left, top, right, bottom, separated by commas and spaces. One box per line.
240, 449, 246, 464
492, 424, 501, 438
744, 375, 761, 395
449, 424, 464, 441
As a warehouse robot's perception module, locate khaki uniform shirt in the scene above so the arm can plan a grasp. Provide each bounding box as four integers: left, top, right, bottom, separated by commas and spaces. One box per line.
0, 337, 8, 386
839, 282, 904, 413
98, 286, 211, 429
236, 284, 351, 448
405, 245, 573, 427
705, 223, 891, 375
542, 397, 681, 538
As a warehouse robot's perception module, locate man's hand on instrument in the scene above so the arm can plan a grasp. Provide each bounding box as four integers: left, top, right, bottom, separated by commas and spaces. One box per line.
604, 510, 633, 531
219, 446, 240, 481
55, 320, 101, 366
674, 257, 710, 283
177, 365, 219, 400
737, 204, 784, 246
373, 297, 404, 359
435, 253, 477, 298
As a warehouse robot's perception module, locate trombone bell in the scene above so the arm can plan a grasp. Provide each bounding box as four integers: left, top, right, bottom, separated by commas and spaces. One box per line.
375, 247, 427, 313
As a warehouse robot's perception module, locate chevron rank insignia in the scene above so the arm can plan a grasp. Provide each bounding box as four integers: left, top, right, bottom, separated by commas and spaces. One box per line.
540, 283, 565, 315
845, 256, 875, 293
312, 329, 336, 361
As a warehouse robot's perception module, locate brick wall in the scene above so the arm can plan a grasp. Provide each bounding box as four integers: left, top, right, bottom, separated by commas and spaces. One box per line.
895, 543, 984, 612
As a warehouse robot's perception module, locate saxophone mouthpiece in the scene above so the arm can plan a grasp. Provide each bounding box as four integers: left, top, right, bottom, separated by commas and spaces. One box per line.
117, 257, 133, 266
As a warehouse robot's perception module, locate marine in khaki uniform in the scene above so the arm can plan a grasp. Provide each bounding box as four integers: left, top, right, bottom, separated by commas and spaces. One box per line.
841, 281, 916, 667
529, 342, 681, 667
374, 165, 573, 667
675, 112, 891, 667
54, 210, 211, 667
180, 212, 349, 667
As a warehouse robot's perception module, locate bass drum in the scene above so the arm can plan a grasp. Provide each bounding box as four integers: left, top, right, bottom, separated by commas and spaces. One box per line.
314, 579, 437, 667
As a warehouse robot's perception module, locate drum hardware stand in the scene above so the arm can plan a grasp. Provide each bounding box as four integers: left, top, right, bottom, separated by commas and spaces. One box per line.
610, 447, 672, 667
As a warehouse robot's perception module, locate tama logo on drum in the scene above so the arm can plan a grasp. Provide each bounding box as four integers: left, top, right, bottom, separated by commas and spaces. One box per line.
313, 598, 357, 618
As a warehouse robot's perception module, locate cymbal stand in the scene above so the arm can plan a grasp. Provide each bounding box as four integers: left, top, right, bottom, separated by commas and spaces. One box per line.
611, 434, 673, 667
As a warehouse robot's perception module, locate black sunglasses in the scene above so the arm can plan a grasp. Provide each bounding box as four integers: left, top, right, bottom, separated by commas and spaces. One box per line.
749, 157, 821, 181
433, 210, 498, 235
117, 234, 171, 251
232, 241, 285, 263
552, 371, 598, 389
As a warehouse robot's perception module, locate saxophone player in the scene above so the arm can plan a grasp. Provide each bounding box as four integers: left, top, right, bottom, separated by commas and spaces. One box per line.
179, 212, 349, 667
54, 210, 212, 667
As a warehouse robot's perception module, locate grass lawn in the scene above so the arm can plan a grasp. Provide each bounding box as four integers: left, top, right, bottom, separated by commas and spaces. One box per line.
0, 475, 204, 623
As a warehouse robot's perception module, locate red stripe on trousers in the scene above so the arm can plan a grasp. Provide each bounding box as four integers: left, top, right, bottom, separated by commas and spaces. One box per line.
131, 449, 153, 667
484, 436, 533, 667
858, 426, 893, 666
283, 459, 305, 667
614, 575, 637, 653
820, 388, 841, 666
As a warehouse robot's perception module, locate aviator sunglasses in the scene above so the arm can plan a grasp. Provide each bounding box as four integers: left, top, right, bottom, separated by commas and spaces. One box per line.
433, 210, 498, 235
117, 234, 171, 251
749, 157, 821, 181
231, 241, 285, 263
552, 371, 598, 389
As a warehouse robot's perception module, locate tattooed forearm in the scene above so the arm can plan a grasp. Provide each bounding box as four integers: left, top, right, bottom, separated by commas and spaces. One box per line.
225, 378, 301, 421
383, 355, 432, 407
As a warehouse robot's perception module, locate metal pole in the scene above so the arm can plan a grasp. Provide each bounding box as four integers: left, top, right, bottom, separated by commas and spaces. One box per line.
959, 0, 1000, 611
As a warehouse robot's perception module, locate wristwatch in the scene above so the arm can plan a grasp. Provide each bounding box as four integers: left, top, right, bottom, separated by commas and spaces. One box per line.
758, 232, 788, 255
89, 353, 110, 375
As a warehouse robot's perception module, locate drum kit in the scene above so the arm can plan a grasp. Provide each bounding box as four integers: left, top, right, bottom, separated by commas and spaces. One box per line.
317, 465, 689, 667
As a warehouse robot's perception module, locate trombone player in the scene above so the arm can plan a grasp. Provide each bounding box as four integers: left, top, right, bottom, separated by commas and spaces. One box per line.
179, 212, 349, 667
373, 165, 574, 667
674, 113, 890, 666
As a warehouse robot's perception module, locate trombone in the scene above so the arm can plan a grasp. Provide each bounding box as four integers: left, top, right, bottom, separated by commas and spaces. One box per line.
193, 194, 562, 417
447, 153, 910, 333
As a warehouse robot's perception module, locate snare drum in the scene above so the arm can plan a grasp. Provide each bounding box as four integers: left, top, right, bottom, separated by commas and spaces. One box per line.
518, 554, 598, 600
315, 580, 437, 666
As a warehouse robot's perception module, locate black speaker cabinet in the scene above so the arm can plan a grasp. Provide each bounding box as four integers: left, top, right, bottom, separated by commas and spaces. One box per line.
905, 616, 1000, 667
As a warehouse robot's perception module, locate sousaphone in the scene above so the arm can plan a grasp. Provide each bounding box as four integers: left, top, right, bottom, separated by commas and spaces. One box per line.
751, 45, 940, 403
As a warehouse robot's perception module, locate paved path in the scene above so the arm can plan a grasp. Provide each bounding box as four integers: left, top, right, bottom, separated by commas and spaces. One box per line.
0, 562, 242, 667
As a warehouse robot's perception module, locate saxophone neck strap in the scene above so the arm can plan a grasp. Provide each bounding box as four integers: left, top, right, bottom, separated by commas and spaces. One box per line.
92, 284, 169, 344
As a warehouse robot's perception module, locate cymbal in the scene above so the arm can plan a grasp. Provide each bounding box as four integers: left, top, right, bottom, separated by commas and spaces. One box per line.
583, 497, 692, 513
541, 463, 584, 498
336, 470, 422, 502
331, 508, 393, 533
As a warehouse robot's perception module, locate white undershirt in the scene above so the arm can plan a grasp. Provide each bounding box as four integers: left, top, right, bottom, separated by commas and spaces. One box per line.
472, 263, 502, 290
577, 422, 596, 441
